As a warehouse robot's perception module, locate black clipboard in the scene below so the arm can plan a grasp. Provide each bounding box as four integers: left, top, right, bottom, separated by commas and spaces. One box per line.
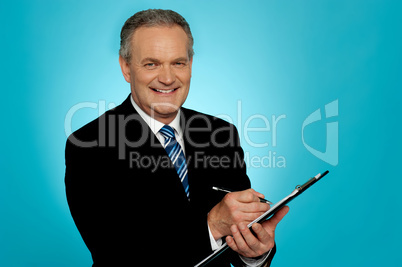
194, 170, 330, 267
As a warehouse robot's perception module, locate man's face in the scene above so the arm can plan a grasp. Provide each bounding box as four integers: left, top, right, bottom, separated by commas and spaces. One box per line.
119, 25, 193, 124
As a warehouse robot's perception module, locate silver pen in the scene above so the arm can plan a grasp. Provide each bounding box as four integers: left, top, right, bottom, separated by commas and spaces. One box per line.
212, 186, 273, 204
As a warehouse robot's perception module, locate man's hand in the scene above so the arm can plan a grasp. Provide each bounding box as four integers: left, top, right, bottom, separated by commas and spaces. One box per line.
207, 188, 289, 258
207, 189, 270, 240
226, 206, 289, 258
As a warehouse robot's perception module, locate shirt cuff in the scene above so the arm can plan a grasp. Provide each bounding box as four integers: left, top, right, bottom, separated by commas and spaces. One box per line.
239, 249, 272, 267
207, 222, 223, 251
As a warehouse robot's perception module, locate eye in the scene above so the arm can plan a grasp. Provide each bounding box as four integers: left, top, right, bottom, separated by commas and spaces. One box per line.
174, 62, 186, 68
144, 63, 158, 69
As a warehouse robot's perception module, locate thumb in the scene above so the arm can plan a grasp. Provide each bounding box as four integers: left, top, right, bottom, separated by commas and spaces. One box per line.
264, 206, 289, 232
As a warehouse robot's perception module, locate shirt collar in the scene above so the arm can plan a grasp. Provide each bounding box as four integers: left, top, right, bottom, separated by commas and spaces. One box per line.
130, 95, 183, 137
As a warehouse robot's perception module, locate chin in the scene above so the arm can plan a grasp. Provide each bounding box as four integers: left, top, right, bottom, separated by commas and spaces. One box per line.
151, 100, 182, 111
152, 106, 179, 117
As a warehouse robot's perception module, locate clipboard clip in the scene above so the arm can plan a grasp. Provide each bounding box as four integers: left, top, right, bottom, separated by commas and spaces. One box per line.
296, 177, 316, 191
295, 171, 329, 192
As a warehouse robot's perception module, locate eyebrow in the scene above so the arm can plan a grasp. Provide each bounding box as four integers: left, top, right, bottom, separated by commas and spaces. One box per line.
141, 57, 161, 64
173, 57, 189, 62
140, 57, 189, 64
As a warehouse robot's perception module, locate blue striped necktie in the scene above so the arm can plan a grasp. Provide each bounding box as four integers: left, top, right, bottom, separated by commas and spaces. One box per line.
159, 125, 190, 199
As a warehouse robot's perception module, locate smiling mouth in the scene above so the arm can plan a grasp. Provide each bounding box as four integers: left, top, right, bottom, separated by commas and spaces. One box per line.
150, 87, 178, 94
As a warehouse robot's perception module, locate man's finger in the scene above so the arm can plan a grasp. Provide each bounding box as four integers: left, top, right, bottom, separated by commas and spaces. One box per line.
263, 206, 289, 233
226, 235, 239, 253
248, 188, 266, 200
224, 191, 256, 204
232, 189, 260, 203
251, 223, 274, 249
238, 222, 260, 251
235, 211, 267, 223
230, 224, 253, 256
238, 201, 270, 213
251, 223, 269, 243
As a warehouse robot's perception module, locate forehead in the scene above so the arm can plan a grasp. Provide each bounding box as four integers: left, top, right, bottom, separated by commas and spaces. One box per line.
131, 25, 189, 61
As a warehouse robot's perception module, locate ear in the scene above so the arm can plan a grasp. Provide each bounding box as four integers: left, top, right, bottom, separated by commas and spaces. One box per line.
188, 56, 193, 76
119, 56, 131, 83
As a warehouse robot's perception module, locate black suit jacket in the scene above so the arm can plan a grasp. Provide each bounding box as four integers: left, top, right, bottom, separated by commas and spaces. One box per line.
65, 95, 275, 266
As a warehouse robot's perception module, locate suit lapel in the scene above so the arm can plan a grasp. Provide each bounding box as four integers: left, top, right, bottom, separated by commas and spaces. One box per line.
181, 108, 212, 206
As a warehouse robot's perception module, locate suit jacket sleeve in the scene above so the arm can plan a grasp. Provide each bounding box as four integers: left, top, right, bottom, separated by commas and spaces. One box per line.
64, 114, 146, 265
65, 133, 120, 264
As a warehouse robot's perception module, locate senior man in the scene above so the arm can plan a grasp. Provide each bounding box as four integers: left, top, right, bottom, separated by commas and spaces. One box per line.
65, 9, 288, 267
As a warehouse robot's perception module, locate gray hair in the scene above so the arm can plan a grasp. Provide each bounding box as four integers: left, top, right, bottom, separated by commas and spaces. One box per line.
119, 9, 194, 62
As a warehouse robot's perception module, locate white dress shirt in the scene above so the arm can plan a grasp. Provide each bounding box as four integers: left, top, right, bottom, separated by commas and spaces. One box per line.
130, 96, 270, 266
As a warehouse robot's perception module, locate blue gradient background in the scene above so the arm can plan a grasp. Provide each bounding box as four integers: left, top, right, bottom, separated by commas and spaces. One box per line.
1, 0, 401, 266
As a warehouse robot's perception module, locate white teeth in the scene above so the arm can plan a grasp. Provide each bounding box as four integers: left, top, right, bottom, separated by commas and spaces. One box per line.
154, 88, 176, 93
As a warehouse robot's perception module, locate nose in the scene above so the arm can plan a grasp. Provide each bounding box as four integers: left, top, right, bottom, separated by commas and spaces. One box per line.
158, 65, 176, 85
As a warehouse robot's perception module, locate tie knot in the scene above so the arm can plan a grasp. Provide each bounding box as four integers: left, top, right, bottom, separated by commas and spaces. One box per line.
159, 125, 176, 140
